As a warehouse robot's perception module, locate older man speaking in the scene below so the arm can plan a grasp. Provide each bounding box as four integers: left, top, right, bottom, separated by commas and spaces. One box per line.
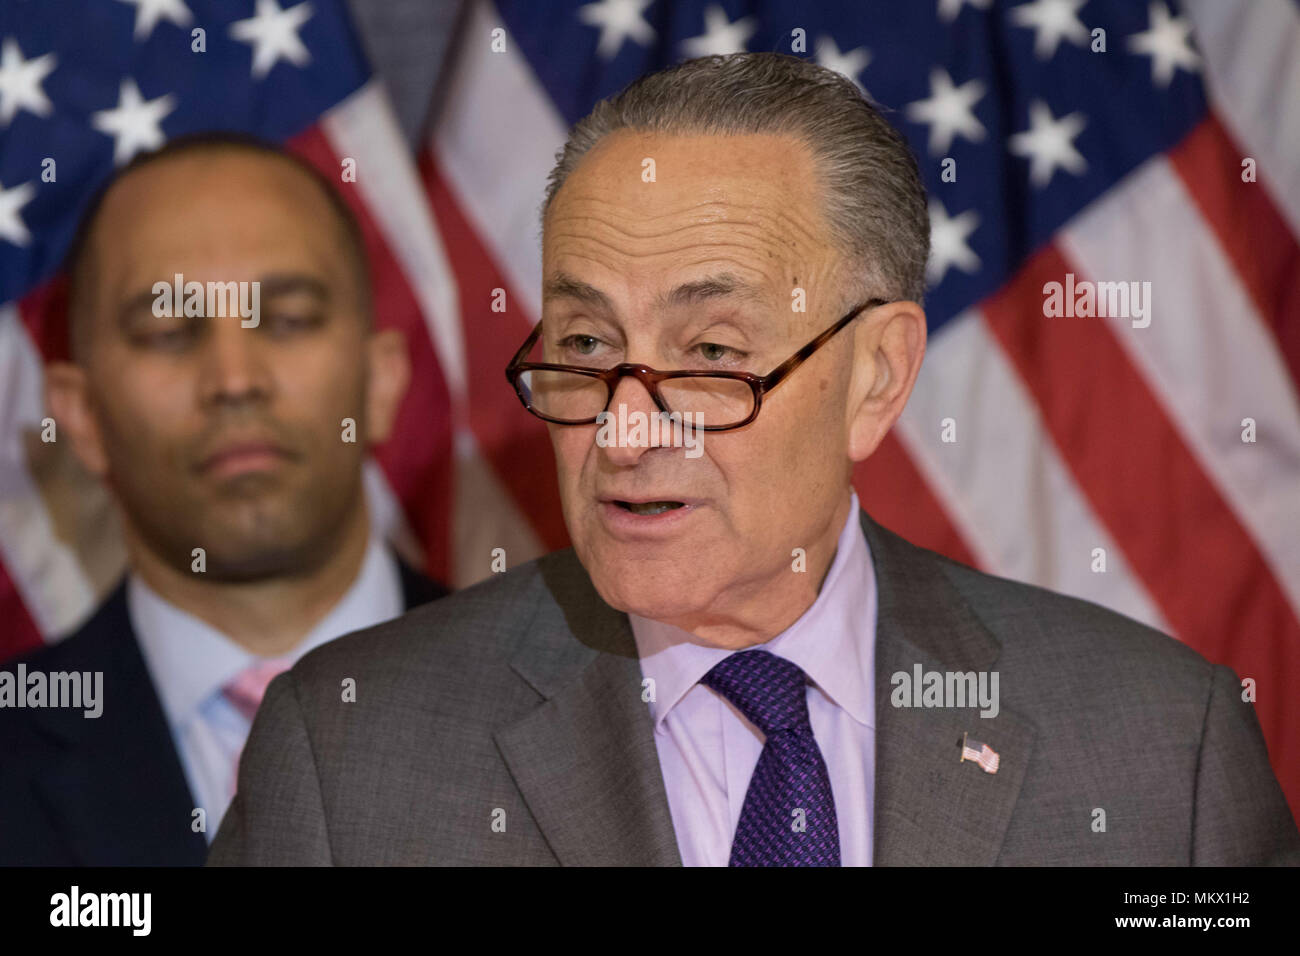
211, 53, 1298, 866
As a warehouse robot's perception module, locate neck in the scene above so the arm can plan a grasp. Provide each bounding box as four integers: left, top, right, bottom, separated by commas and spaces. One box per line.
666, 492, 855, 651
126, 504, 373, 657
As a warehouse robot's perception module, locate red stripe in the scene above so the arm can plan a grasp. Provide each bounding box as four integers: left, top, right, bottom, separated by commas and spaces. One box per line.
853, 431, 981, 568
288, 128, 456, 584
0, 555, 43, 662
17, 273, 70, 364
982, 243, 1300, 818
1168, 114, 1300, 387
419, 152, 570, 552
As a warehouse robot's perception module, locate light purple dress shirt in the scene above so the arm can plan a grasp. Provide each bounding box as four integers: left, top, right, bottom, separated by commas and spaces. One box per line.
630, 491, 878, 866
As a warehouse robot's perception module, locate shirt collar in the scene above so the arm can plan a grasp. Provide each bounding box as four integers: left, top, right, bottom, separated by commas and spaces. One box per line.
631, 491, 877, 731
129, 536, 404, 731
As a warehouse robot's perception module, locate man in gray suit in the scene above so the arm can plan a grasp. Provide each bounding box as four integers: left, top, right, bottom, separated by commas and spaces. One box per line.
210, 53, 1299, 866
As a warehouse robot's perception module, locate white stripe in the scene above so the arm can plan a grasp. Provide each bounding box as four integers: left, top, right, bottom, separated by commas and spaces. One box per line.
897, 310, 1171, 633
363, 458, 425, 571
321, 81, 468, 401
0, 309, 98, 639
1058, 154, 1300, 619
431, 0, 569, 320
451, 427, 545, 589
1184, 0, 1300, 238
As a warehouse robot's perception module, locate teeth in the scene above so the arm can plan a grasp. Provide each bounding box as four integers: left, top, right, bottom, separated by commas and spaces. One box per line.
625, 501, 683, 515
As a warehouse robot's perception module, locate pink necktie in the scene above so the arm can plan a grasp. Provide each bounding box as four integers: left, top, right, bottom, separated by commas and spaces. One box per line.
223, 658, 292, 796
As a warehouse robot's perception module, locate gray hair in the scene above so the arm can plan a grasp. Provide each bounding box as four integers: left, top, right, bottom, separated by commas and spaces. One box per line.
541, 52, 930, 305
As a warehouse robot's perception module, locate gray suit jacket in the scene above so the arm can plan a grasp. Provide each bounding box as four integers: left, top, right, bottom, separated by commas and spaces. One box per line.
209, 511, 1300, 865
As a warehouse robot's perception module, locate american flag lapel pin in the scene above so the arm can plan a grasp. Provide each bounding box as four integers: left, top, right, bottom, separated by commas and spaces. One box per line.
961, 732, 1000, 774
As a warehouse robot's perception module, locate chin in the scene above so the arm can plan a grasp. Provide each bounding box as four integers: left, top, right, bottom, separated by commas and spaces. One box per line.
584, 545, 721, 624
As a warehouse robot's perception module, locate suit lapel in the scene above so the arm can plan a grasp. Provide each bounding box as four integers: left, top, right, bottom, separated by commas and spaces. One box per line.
29, 587, 208, 865
862, 514, 1037, 865
493, 552, 681, 866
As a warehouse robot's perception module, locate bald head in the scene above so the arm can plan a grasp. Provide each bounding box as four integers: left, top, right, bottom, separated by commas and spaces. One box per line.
64, 136, 370, 361
43, 135, 412, 587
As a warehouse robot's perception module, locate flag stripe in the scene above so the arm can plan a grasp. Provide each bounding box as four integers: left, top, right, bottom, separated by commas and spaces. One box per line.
1058, 149, 1300, 622
1184, 0, 1300, 239
899, 310, 1170, 631
982, 244, 1300, 816
1166, 115, 1300, 388
430, 0, 563, 322
421, 152, 570, 555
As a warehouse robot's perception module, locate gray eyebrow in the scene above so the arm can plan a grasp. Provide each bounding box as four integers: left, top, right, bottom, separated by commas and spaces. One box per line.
542, 273, 613, 312
542, 270, 765, 314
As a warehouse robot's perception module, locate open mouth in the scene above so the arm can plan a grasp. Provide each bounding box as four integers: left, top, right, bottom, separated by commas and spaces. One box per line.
614, 500, 685, 516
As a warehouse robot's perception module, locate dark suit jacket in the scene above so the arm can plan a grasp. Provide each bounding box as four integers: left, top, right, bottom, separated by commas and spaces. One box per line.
209, 511, 1300, 866
0, 556, 443, 865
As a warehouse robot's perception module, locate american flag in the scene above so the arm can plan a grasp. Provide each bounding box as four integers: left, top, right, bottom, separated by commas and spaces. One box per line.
963, 734, 1001, 775
0, 0, 1296, 821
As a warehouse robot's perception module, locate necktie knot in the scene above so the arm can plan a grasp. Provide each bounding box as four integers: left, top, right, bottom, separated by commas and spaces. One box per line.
700, 650, 812, 737
222, 658, 291, 723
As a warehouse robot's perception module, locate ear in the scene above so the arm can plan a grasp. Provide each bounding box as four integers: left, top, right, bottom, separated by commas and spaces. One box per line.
44, 361, 111, 478
364, 327, 410, 445
846, 301, 927, 462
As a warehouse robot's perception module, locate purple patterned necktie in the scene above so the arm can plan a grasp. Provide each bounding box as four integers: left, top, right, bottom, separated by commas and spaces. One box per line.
701, 650, 841, 866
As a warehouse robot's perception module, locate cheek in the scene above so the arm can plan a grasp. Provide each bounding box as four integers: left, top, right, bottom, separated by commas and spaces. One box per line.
92, 363, 195, 460
549, 427, 594, 492
276, 341, 367, 422
712, 385, 841, 512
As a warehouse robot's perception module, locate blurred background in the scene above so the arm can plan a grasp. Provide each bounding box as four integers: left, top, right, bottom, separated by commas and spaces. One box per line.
1, 0, 1296, 816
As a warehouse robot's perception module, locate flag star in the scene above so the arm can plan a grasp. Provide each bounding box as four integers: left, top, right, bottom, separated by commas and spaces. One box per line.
91, 78, 177, 166
815, 36, 871, 94
680, 4, 757, 58
927, 200, 981, 285
0, 38, 57, 125
115, 0, 193, 41
937, 0, 992, 23
1009, 0, 1089, 60
0, 179, 36, 246
906, 68, 986, 155
578, 0, 655, 61
1008, 99, 1087, 188
1128, 1, 1200, 88
229, 0, 314, 79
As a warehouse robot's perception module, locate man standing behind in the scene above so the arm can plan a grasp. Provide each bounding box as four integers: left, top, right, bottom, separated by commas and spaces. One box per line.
0, 135, 445, 865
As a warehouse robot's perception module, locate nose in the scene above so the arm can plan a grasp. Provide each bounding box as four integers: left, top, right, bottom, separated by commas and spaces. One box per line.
198, 320, 273, 409
597, 370, 665, 466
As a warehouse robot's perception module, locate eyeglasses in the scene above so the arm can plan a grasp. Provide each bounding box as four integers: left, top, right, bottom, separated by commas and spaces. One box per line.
505, 298, 890, 431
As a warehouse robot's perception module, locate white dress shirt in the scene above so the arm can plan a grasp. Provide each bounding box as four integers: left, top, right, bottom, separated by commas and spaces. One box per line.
128, 537, 404, 839
631, 492, 878, 866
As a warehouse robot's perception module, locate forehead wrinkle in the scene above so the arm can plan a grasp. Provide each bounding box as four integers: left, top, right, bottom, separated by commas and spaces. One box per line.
548, 201, 830, 287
